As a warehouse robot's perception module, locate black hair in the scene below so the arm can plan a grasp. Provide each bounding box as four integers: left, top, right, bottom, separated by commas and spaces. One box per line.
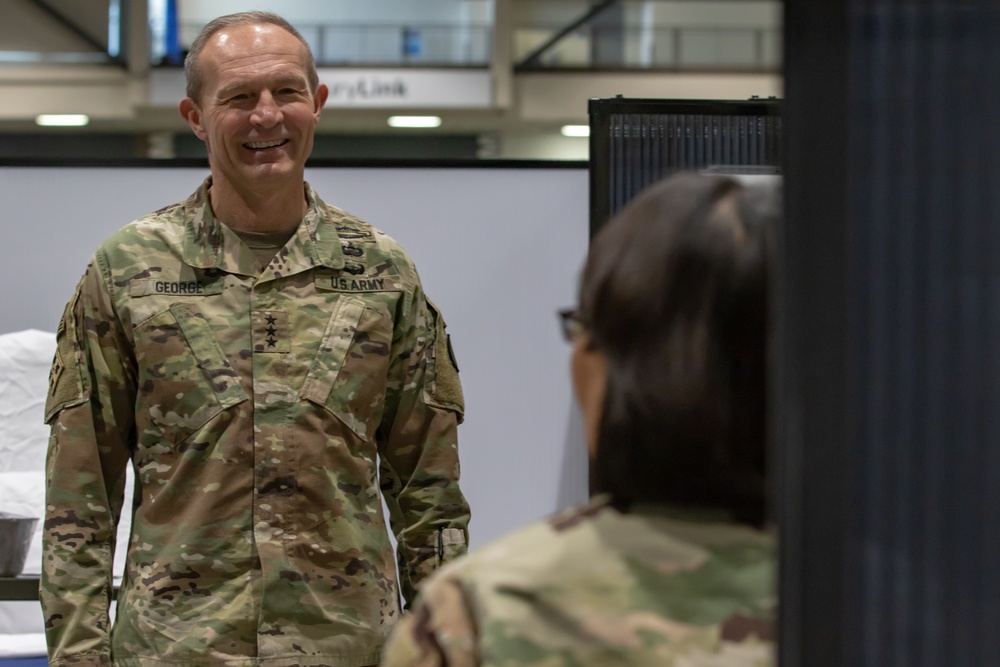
580, 172, 777, 526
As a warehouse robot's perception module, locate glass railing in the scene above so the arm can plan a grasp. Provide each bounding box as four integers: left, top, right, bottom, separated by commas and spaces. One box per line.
0, 1, 119, 65
515, 24, 781, 70
0, 51, 115, 64
169, 22, 492, 67
5, 20, 775, 71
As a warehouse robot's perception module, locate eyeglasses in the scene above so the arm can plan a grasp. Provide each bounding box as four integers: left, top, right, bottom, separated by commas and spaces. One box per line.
557, 308, 586, 342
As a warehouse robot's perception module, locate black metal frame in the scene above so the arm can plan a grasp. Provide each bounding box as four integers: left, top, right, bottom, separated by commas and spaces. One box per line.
587, 96, 781, 237
0, 577, 41, 601
778, 2, 851, 665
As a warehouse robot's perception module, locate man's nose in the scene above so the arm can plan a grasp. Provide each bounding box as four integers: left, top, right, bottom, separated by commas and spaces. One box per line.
250, 91, 282, 128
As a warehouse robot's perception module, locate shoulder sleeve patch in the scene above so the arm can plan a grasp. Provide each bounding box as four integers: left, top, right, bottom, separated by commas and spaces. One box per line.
425, 298, 464, 420
44, 293, 90, 423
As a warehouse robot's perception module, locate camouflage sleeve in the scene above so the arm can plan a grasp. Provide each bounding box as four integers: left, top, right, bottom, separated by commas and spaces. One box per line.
377, 286, 471, 608
41, 254, 135, 667
380, 574, 479, 667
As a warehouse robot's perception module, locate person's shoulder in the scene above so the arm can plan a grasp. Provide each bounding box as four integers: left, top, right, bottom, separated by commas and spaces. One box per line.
421, 499, 776, 665
96, 191, 197, 257
316, 190, 412, 264
433, 496, 777, 614
333, 208, 408, 251
436, 497, 619, 585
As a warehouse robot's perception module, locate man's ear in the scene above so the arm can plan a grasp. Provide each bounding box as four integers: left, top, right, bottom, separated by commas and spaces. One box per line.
313, 84, 329, 119
179, 97, 208, 141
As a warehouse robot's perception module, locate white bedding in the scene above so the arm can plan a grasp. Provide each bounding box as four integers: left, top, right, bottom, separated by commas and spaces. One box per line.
0, 330, 54, 473
0, 330, 53, 655
0, 631, 47, 658
0, 471, 44, 577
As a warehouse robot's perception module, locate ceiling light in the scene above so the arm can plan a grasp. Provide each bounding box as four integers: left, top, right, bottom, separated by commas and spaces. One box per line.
35, 114, 90, 127
561, 125, 590, 138
388, 116, 442, 128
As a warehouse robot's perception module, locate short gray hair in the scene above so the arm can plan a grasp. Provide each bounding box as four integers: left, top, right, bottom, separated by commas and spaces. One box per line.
183, 11, 319, 102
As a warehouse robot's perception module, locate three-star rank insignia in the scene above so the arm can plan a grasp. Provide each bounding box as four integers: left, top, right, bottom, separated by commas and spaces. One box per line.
252, 310, 290, 353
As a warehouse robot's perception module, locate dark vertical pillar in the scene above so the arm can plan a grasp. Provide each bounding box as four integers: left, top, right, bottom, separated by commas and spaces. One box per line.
780, 1, 1000, 665
778, 2, 850, 665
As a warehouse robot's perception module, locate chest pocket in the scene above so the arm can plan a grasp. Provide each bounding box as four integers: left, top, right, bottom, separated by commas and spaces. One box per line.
300, 295, 393, 440
134, 303, 248, 445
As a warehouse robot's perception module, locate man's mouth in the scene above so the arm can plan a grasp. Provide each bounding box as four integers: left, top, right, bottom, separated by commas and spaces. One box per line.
244, 139, 288, 150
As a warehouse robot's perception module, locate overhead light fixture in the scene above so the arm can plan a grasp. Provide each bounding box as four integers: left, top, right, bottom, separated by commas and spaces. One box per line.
35, 114, 90, 127
388, 115, 442, 128
561, 125, 590, 138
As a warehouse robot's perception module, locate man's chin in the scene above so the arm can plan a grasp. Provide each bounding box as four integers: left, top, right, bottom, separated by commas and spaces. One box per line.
210, 163, 302, 195
243, 160, 300, 181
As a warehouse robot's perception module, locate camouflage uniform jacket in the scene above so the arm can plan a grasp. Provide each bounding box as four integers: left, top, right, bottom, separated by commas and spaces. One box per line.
42, 179, 471, 667
381, 495, 775, 667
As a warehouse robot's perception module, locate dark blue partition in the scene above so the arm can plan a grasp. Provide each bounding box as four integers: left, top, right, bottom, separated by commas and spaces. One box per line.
781, 1, 1000, 665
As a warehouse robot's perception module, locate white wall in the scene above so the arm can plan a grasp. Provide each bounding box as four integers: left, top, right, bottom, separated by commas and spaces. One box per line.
0, 164, 591, 551
491, 132, 589, 160
0, 164, 590, 650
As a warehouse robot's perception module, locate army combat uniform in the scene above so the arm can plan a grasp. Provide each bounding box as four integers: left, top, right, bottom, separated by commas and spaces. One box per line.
381, 495, 775, 667
42, 180, 470, 667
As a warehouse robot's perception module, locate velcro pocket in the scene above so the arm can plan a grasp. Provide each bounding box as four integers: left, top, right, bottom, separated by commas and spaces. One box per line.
301, 294, 392, 440
134, 304, 247, 444
45, 297, 90, 423
424, 299, 464, 420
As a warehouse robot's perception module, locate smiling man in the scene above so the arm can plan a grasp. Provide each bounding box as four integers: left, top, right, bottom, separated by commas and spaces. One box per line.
41, 12, 470, 667
178, 16, 324, 236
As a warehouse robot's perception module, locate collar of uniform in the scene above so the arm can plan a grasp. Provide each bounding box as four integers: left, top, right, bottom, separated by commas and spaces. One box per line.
181, 177, 253, 275
629, 501, 776, 540
181, 178, 346, 275
287, 183, 346, 272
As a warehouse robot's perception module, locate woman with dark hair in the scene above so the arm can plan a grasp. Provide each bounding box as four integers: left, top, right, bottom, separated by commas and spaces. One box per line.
381, 172, 778, 667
